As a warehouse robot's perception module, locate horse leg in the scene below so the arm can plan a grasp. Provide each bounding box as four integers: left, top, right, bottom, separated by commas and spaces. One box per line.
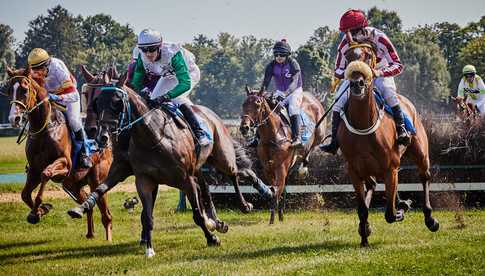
384, 168, 404, 223
68, 161, 132, 218
22, 172, 42, 224
199, 174, 228, 233
350, 171, 371, 247
408, 141, 439, 232
135, 175, 158, 257
185, 176, 220, 246
231, 175, 253, 213
238, 168, 274, 203
364, 177, 376, 208
275, 166, 288, 223
89, 174, 113, 241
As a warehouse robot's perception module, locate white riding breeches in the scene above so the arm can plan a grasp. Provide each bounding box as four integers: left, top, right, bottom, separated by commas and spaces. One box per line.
275, 87, 303, 116
150, 65, 201, 107
333, 77, 400, 112
466, 97, 485, 115
59, 92, 83, 132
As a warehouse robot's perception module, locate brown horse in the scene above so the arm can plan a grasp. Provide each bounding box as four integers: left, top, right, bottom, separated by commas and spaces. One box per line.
5, 67, 113, 241
337, 44, 439, 246
451, 96, 480, 124
240, 87, 326, 224
68, 70, 273, 257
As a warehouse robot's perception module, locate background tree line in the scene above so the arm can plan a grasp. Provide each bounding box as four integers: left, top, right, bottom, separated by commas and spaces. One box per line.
1, 5, 484, 120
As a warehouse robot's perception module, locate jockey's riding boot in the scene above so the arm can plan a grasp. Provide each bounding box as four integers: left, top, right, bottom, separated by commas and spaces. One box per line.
179, 104, 211, 147
319, 111, 341, 155
290, 114, 303, 148
391, 105, 411, 146
75, 129, 93, 168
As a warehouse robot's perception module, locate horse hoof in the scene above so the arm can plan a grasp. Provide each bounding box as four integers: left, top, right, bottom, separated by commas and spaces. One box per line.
86, 233, 95, 239
27, 212, 40, 224
40, 203, 53, 214
360, 240, 370, 247
242, 203, 253, 213
298, 166, 309, 178
145, 247, 156, 258
205, 218, 217, 232
140, 239, 147, 246
67, 207, 84, 219
426, 218, 440, 232
216, 221, 229, 234
397, 199, 412, 212
207, 235, 221, 247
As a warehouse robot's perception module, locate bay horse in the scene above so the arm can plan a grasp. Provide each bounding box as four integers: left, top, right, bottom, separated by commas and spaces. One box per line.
240, 87, 326, 224
68, 70, 273, 257
337, 43, 439, 246
5, 67, 113, 241
451, 96, 480, 124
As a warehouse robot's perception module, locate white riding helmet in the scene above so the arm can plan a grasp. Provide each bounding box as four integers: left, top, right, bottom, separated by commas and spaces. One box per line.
137, 29, 162, 47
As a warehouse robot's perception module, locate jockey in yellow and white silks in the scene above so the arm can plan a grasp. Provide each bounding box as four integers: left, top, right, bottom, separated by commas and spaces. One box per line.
130, 29, 208, 146
456, 65, 485, 115
320, 9, 410, 155
28, 48, 92, 168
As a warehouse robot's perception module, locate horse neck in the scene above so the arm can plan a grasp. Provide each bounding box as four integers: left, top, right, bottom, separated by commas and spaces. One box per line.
347, 85, 378, 130
257, 101, 283, 141
125, 88, 166, 143
27, 85, 51, 133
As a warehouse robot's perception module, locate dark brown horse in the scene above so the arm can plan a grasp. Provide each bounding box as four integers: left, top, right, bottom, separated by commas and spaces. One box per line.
337, 43, 439, 246
240, 87, 326, 224
68, 70, 273, 257
5, 67, 113, 240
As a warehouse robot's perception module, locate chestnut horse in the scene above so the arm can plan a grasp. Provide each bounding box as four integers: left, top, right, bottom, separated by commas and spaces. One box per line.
5, 67, 113, 240
68, 70, 273, 257
240, 87, 325, 224
337, 43, 439, 246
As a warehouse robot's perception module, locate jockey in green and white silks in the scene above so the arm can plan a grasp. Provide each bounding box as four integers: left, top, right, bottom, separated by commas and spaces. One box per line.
456, 65, 485, 115
130, 29, 209, 146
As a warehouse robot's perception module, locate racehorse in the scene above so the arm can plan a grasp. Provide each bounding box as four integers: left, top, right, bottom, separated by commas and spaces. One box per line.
240, 87, 326, 224
451, 95, 480, 124
68, 68, 274, 257
5, 67, 113, 241
336, 42, 439, 246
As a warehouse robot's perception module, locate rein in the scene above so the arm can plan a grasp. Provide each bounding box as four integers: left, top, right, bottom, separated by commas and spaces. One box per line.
8, 75, 53, 138
99, 86, 154, 135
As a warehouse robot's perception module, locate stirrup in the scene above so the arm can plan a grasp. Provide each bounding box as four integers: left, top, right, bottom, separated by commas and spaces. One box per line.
396, 125, 411, 146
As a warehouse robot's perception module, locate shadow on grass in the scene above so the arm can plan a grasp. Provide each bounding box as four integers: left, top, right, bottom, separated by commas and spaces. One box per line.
0, 239, 51, 251
1, 241, 140, 265
191, 240, 373, 262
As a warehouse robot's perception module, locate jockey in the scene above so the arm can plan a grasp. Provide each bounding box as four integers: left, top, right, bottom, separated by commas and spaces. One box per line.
320, 9, 410, 154
456, 65, 485, 114
28, 48, 92, 168
130, 29, 209, 146
257, 39, 304, 148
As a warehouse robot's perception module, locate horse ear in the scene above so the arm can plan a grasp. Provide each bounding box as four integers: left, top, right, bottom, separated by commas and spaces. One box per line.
245, 85, 251, 96
79, 65, 95, 83
103, 71, 110, 84
117, 72, 128, 87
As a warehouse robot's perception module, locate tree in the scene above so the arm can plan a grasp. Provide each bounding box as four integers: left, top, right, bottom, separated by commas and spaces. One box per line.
367, 7, 402, 38
18, 5, 84, 68
0, 23, 16, 123
459, 35, 485, 80
0, 24, 15, 80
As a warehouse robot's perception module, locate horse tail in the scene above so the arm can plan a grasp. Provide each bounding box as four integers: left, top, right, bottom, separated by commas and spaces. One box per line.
233, 139, 253, 171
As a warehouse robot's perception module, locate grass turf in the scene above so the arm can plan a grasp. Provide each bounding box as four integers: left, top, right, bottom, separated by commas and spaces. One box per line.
0, 188, 484, 275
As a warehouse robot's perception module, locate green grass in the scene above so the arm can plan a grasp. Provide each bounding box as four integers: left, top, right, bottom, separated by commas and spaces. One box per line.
0, 189, 484, 275
0, 137, 27, 174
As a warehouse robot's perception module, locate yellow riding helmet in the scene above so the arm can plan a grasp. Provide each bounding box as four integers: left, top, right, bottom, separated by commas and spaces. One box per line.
28, 48, 50, 68
462, 64, 476, 75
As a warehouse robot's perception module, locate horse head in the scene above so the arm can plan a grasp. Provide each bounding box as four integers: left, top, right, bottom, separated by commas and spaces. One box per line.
5, 66, 42, 128
240, 85, 267, 138
344, 40, 377, 69
345, 61, 374, 100
92, 70, 130, 148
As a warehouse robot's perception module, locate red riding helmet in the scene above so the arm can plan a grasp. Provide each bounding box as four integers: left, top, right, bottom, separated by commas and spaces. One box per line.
339, 9, 368, 32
